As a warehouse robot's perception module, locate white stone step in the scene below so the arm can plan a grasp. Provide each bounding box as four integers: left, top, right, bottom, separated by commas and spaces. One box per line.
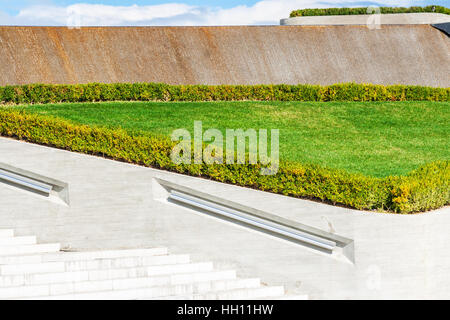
151, 284, 282, 301
111, 270, 238, 290
88, 262, 214, 281
170, 270, 236, 285
41, 248, 168, 262
2, 262, 215, 287
0, 230, 14, 238
53, 271, 240, 295
18, 279, 263, 300
0, 243, 60, 256
193, 278, 261, 293
191, 286, 286, 300
3, 277, 259, 299
263, 294, 309, 300
0, 236, 36, 246
0, 262, 65, 276
0, 229, 295, 300
17, 285, 192, 300
0, 261, 215, 287
144, 286, 286, 300
108, 277, 260, 295
0, 269, 236, 289
0, 271, 89, 288
0, 254, 42, 265
145, 262, 214, 276
0, 285, 50, 299
62, 254, 190, 272
0, 248, 168, 267
0, 254, 189, 276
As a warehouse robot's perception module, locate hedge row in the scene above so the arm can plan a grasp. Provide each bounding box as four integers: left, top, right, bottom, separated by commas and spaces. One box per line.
290, 5, 449, 17
0, 83, 448, 105
1, 108, 448, 214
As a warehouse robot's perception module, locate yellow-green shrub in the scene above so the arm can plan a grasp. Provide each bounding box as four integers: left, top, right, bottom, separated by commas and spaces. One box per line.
290, 5, 450, 17
0, 83, 448, 105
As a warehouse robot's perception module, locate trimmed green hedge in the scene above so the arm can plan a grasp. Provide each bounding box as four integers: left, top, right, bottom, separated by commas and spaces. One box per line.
0, 83, 448, 105
1, 108, 448, 214
290, 5, 450, 17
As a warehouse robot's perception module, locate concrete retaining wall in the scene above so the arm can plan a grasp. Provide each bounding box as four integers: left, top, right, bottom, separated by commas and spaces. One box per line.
281, 12, 450, 26
0, 25, 449, 87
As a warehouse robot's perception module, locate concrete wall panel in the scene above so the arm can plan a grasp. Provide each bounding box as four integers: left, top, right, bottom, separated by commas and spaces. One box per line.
0, 25, 448, 87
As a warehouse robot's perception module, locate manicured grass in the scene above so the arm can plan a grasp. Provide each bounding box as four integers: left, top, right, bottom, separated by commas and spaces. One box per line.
14, 100, 449, 178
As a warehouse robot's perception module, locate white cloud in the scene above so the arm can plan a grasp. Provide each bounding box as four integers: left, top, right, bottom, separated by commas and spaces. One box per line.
14, 3, 197, 26
2, 0, 416, 27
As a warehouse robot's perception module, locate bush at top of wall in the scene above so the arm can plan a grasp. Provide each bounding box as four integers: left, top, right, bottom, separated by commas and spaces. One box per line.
0, 83, 448, 104
290, 5, 450, 17
0, 108, 448, 214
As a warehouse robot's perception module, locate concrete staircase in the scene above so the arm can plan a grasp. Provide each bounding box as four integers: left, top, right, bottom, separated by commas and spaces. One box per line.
0, 229, 305, 300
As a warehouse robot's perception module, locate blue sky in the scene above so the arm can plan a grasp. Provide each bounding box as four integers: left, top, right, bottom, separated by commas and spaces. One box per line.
1, 1, 261, 14
0, 0, 447, 26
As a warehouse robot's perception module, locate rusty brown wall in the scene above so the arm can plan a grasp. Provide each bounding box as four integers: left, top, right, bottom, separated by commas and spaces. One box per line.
0, 25, 448, 87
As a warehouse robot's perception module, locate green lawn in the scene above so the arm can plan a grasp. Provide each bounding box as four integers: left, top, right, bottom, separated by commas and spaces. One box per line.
14, 100, 450, 178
